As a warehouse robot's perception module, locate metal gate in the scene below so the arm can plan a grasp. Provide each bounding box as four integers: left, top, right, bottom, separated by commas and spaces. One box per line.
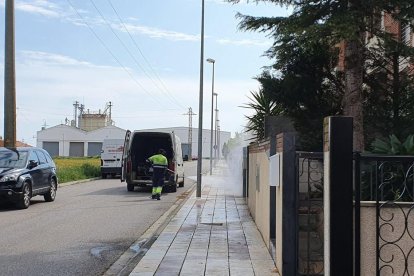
354, 153, 414, 275
266, 127, 414, 275
294, 152, 414, 275
297, 152, 324, 275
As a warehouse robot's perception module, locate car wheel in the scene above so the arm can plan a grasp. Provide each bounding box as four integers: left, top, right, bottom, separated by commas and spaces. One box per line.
127, 183, 134, 192
44, 178, 57, 202
16, 183, 31, 209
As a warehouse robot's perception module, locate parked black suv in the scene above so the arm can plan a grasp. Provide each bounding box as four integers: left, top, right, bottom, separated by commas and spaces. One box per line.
0, 147, 58, 209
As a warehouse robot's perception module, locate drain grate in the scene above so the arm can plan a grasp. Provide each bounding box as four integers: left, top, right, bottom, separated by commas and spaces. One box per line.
200, 222, 223, 226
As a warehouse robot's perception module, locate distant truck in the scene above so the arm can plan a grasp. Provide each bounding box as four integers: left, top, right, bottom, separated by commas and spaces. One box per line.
100, 139, 124, 178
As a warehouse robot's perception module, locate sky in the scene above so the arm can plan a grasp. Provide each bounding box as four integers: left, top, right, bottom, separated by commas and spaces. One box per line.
0, 0, 291, 146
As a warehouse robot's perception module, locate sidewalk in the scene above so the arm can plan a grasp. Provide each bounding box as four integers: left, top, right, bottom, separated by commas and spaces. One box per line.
129, 161, 279, 276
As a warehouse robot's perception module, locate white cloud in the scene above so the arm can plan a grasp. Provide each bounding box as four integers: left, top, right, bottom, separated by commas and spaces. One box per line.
15, 0, 62, 18
119, 23, 200, 42
19, 50, 94, 67
217, 38, 271, 47
0, 50, 257, 145
2, 1, 199, 43
1, 0, 88, 25
206, 0, 228, 5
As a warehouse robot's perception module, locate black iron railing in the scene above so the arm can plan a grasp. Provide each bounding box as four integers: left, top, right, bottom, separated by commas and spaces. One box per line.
291, 151, 414, 276
355, 153, 414, 276
297, 152, 324, 276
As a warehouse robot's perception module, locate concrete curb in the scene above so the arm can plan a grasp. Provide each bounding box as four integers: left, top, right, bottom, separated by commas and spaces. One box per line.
58, 177, 101, 188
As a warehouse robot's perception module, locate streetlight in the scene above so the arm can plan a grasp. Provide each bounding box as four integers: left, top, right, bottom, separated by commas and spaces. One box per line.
196, 0, 205, 198
206, 58, 215, 175
213, 93, 218, 163
217, 122, 220, 160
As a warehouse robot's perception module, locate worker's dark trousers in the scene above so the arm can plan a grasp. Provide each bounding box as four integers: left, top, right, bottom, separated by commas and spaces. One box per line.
152, 168, 165, 197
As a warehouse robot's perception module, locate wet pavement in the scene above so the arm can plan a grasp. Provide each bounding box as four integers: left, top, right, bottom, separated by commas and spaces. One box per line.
129, 161, 279, 276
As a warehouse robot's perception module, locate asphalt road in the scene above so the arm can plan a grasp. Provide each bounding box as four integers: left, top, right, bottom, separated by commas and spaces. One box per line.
0, 160, 207, 276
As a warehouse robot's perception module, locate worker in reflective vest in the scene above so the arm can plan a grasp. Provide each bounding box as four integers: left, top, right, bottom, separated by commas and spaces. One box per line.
148, 149, 168, 200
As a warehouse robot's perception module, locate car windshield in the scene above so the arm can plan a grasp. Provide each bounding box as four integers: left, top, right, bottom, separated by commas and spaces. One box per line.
0, 150, 28, 168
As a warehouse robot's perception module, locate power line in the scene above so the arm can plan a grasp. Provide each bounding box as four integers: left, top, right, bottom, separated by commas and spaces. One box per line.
90, 0, 173, 104
106, 0, 185, 109
66, 0, 168, 108
90, 0, 184, 109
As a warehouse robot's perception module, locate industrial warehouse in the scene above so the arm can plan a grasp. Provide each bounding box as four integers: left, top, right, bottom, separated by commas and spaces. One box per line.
36, 102, 230, 159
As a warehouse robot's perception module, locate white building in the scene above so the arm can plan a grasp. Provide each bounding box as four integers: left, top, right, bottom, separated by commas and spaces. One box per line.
37, 125, 126, 157
37, 125, 231, 159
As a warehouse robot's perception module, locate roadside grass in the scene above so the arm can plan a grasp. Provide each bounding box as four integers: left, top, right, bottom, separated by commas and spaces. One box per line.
54, 156, 100, 184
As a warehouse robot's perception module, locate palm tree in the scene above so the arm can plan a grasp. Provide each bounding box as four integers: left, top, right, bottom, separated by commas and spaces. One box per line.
242, 89, 284, 141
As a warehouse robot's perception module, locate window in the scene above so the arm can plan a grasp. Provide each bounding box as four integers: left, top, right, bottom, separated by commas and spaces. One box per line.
0, 150, 28, 168
28, 151, 39, 164
35, 150, 48, 164
401, 23, 411, 45
43, 151, 53, 163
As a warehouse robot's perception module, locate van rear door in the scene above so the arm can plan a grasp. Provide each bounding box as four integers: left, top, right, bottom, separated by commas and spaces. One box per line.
173, 135, 183, 165
121, 130, 131, 182
172, 133, 184, 179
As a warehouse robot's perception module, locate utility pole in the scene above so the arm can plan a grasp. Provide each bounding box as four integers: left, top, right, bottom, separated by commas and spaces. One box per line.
184, 107, 196, 159
4, 0, 16, 148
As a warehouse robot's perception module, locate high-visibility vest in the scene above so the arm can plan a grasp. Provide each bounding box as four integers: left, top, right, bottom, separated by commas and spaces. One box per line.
148, 154, 168, 169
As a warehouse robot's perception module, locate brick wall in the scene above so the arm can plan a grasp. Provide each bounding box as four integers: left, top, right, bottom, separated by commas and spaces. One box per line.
335, 12, 413, 72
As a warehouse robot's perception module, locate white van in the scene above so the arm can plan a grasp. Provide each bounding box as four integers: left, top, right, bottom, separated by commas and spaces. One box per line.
100, 139, 124, 178
121, 130, 185, 192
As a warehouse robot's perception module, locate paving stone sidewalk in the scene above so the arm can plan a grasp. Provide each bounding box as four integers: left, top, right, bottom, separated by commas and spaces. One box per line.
130, 161, 279, 276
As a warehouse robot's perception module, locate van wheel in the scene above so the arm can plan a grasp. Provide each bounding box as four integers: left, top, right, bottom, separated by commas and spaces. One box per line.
179, 177, 184, 188
127, 183, 134, 192
169, 184, 177, 193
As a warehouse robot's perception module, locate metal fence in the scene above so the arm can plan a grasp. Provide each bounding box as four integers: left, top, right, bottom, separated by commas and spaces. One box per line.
294, 152, 414, 275
355, 153, 414, 275
297, 152, 324, 275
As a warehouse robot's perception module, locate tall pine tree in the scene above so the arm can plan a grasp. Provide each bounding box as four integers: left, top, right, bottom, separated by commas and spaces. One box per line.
228, 0, 414, 151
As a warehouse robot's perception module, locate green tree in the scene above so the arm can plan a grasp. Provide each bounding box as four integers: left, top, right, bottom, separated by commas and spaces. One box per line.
241, 85, 284, 141
364, 30, 414, 144
242, 32, 343, 150
228, 0, 414, 151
